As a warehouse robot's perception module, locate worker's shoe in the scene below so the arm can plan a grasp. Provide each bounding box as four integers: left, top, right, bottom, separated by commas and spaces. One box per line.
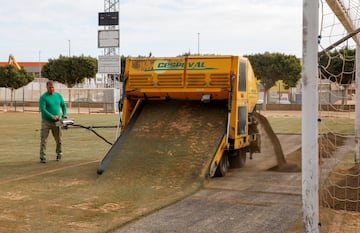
40, 158, 46, 163
56, 154, 62, 161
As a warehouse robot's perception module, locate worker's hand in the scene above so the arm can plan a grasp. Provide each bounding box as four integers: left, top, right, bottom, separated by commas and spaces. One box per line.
62, 115, 68, 119
52, 115, 59, 121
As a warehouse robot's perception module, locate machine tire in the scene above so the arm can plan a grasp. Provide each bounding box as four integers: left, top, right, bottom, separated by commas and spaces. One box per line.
97, 168, 104, 175
214, 154, 229, 177
229, 149, 247, 168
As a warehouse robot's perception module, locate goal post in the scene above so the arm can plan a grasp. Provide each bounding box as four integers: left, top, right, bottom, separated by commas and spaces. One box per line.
304, 0, 360, 232
302, 0, 320, 232
356, 44, 360, 163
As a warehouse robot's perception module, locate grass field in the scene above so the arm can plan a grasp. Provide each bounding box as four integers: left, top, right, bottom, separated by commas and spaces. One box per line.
0, 112, 118, 163
0, 111, 355, 233
0, 112, 121, 232
0, 109, 226, 233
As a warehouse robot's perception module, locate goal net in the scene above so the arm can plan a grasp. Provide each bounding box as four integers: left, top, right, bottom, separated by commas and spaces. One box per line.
318, 0, 360, 231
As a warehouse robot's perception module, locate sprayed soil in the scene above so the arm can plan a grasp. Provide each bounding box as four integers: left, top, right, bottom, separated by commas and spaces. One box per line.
253, 111, 300, 172
104, 100, 228, 180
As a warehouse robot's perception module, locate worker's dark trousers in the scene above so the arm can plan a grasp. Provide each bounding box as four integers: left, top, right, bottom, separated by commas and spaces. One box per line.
40, 120, 62, 160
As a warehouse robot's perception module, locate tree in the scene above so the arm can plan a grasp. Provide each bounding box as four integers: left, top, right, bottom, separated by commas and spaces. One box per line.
41, 55, 97, 88
319, 46, 355, 104
245, 52, 301, 109
41, 55, 97, 106
0, 64, 34, 105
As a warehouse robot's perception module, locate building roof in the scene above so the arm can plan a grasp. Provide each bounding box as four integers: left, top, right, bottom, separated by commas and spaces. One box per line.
0, 61, 48, 73
0, 61, 47, 67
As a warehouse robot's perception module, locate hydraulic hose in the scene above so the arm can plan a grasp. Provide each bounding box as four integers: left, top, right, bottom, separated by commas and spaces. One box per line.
71, 124, 116, 146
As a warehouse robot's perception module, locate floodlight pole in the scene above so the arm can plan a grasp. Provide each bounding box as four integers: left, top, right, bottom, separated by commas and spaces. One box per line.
302, 0, 319, 232
68, 40, 71, 57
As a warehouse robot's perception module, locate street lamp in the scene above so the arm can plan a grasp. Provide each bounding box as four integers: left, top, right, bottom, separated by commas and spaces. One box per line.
197, 32, 200, 55
68, 40, 71, 57
38, 50, 41, 79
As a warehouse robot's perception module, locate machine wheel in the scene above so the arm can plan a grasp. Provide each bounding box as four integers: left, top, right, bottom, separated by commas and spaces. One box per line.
214, 154, 229, 177
97, 168, 104, 175
228, 149, 247, 168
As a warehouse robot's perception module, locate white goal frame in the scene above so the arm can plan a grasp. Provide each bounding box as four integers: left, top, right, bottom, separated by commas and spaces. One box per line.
302, 0, 360, 232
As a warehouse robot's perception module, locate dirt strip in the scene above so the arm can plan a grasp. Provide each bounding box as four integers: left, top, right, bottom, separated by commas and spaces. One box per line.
116, 134, 302, 233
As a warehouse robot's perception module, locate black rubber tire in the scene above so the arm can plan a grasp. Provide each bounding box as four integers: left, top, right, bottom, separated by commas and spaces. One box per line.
214, 154, 229, 177
97, 168, 104, 175
228, 149, 247, 168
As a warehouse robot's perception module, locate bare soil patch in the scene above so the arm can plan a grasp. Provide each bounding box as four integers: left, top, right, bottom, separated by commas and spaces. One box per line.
323, 164, 360, 212
288, 133, 357, 233
319, 132, 346, 158
282, 132, 347, 171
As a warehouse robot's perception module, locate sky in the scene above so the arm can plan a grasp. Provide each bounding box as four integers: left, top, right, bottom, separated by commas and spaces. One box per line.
0, 0, 302, 62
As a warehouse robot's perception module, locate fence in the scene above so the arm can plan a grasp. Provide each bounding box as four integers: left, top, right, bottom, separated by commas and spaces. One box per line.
0, 79, 122, 114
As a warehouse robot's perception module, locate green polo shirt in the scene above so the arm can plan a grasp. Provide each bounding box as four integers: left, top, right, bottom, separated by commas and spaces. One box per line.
39, 92, 67, 121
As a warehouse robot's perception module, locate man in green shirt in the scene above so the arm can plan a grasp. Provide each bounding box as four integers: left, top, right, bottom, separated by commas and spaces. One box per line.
39, 81, 67, 163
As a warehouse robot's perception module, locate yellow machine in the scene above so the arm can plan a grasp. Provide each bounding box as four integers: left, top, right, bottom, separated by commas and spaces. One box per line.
98, 55, 261, 177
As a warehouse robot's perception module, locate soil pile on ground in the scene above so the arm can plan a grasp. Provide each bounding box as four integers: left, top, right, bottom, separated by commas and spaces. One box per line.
277, 132, 359, 212
323, 164, 360, 212
319, 133, 358, 212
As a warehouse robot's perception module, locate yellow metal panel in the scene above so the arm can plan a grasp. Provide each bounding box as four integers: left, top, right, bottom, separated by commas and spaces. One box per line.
128, 74, 153, 87
186, 73, 206, 87
125, 56, 237, 100
208, 135, 227, 177
246, 59, 259, 112
157, 74, 183, 87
